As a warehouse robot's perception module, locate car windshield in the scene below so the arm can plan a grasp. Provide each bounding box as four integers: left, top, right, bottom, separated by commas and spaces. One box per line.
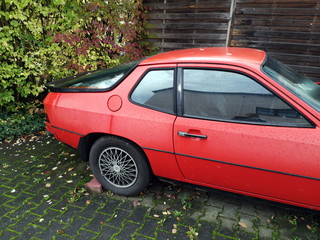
47, 61, 139, 92
263, 55, 320, 112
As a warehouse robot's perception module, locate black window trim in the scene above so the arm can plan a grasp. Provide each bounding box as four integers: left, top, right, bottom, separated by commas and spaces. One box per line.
177, 66, 315, 128
176, 67, 183, 116
129, 67, 177, 116
46, 60, 142, 93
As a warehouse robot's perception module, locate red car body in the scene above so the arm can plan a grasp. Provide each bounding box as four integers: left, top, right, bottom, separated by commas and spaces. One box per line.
44, 48, 320, 210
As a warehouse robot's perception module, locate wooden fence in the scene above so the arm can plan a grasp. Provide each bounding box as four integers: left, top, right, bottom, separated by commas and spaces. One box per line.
144, 0, 320, 81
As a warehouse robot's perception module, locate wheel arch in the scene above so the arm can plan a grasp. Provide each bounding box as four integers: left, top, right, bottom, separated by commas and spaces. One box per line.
78, 133, 105, 162
78, 133, 152, 171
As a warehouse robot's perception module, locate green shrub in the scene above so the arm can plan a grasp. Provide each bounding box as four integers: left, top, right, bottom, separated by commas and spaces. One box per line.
0, 0, 150, 112
0, 111, 45, 141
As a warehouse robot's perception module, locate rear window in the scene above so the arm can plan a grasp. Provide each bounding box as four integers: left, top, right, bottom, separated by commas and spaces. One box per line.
46, 61, 139, 92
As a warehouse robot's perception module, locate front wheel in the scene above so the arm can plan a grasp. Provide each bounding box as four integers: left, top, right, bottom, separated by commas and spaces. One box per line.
89, 137, 152, 196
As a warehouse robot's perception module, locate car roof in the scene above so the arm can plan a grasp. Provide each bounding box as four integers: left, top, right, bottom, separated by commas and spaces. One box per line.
140, 47, 266, 68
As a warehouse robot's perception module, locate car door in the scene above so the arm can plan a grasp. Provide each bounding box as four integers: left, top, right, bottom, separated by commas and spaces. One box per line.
127, 65, 183, 180
173, 64, 320, 207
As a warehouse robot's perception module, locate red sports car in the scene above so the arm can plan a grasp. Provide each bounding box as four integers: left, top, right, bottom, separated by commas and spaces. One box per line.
44, 48, 320, 210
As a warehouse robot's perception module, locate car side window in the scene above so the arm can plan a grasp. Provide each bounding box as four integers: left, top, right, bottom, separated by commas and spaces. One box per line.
131, 69, 174, 113
183, 69, 312, 127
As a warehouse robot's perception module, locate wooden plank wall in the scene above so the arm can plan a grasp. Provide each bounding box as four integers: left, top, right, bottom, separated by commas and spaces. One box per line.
144, 0, 320, 81
231, 0, 320, 81
144, 0, 231, 52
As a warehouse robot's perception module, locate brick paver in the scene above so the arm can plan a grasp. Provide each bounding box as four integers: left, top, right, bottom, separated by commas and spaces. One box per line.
0, 135, 319, 239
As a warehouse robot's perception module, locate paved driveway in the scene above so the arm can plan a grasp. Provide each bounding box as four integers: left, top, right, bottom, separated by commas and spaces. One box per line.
0, 135, 319, 240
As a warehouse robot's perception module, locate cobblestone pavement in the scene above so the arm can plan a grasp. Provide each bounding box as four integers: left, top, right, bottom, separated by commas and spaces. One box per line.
0, 134, 320, 240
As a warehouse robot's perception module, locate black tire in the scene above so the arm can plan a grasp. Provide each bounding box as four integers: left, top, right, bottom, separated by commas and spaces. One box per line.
89, 136, 152, 196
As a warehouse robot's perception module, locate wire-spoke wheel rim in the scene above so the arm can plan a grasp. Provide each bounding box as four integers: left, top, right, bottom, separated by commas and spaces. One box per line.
98, 147, 138, 188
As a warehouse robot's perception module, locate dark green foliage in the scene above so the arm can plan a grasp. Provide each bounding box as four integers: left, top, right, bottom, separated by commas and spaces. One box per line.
0, 111, 45, 141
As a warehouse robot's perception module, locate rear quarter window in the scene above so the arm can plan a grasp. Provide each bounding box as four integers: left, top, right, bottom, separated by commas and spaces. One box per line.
131, 69, 175, 114
46, 61, 139, 92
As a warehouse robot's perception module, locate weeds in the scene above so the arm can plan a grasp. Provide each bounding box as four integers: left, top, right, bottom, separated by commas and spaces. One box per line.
67, 187, 88, 203
173, 210, 183, 218
181, 195, 193, 209
186, 226, 199, 240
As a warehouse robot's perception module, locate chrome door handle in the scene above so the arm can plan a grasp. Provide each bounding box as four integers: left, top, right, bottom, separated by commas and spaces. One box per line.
178, 131, 207, 139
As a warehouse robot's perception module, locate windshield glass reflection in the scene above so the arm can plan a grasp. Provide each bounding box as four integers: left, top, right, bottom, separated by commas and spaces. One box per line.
263, 56, 320, 112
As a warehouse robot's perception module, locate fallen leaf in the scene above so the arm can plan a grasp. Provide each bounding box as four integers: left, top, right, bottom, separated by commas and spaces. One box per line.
167, 194, 176, 199
239, 222, 248, 228
139, 191, 146, 196
163, 210, 171, 216
133, 200, 141, 207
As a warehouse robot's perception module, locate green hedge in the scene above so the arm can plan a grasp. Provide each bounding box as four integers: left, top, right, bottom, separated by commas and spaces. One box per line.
0, 0, 151, 112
